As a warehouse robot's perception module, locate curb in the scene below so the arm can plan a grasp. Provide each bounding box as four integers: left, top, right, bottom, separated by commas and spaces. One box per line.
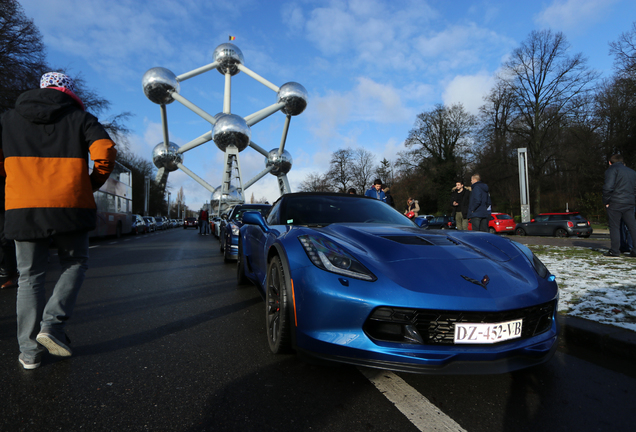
558, 315, 636, 361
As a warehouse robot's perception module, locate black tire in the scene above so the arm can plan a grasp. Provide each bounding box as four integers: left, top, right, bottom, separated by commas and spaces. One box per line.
237, 239, 250, 286
515, 227, 526, 236
581, 234, 591, 238
220, 236, 224, 253
115, 222, 122, 238
488, 227, 496, 234
265, 256, 292, 354
555, 228, 568, 238
223, 246, 232, 263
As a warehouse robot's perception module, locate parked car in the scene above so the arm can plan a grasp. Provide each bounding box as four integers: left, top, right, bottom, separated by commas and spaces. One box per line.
131, 214, 147, 235
221, 204, 271, 262
143, 216, 156, 232
184, 217, 198, 229
425, 215, 456, 230
468, 212, 516, 234
154, 216, 165, 230
515, 212, 593, 238
237, 192, 558, 374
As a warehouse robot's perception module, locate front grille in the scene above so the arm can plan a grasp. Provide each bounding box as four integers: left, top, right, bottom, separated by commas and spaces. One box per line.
364, 301, 556, 345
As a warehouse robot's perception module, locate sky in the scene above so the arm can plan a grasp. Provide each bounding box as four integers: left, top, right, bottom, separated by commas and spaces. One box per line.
18, 0, 636, 211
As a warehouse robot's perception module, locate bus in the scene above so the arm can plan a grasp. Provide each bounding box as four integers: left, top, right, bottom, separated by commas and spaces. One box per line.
90, 160, 133, 238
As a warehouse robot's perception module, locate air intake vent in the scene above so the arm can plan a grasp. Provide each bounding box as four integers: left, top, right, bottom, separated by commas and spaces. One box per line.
381, 235, 457, 246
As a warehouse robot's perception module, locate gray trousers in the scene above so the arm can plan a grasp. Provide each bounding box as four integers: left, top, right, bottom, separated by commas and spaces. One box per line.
16, 232, 89, 360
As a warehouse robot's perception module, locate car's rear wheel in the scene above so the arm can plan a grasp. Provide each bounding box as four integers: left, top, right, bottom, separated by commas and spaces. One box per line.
555, 228, 568, 238
581, 234, 591, 238
515, 227, 526, 236
266, 256, 292, 354
489, 227, 496, 234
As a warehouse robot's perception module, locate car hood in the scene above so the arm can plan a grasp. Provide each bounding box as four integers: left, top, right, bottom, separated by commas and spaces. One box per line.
303, 224, 542, 300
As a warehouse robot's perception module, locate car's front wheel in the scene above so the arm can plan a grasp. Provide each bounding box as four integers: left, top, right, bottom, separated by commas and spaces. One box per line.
555, 228, 569, 238
515, 227, 526, 236
265, 256, 292, 354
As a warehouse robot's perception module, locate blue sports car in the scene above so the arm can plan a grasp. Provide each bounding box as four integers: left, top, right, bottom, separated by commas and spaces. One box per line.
237, 192, 559, 374
221, 203, 271, 262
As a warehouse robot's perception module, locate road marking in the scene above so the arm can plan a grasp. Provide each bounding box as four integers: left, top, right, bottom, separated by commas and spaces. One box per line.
358, 367, 466, 432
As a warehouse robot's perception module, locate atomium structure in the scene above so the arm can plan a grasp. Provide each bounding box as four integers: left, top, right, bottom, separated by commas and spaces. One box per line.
142, 43, 307, 213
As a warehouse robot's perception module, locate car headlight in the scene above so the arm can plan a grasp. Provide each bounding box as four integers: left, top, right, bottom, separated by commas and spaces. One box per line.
512, 242, 554, 280
231, 225, 240, 235
298, 235, 376, 281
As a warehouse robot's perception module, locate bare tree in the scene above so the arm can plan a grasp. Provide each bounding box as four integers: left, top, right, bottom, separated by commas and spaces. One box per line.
609, 21, 636, 79
0, 0, 48, 112
403, 103, 476, 211
298, 172, 332, 192
350, 148, 376, 193
326, 148, 354, 193
499, 29, 599, 212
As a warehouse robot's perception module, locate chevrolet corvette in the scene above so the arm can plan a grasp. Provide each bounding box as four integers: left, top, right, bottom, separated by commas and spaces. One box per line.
237, 192, 559, 374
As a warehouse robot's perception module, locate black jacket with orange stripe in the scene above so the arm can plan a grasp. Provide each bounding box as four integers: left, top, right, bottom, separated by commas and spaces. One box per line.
0, 88, 117, 241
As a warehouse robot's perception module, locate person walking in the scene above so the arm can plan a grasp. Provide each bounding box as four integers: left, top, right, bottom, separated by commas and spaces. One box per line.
0, 72, 117, 369
404, 197, 420, 218
450, 179, 471, 230
365, 179, 386, 202
602, 154, 636, 258
199, 208, 210, 235
467, 174, 491, 232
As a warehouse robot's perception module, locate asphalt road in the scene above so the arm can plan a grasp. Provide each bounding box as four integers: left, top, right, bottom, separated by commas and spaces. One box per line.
0, 229, 634, 432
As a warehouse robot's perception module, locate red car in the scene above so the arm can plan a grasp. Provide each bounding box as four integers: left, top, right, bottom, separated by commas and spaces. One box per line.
468, 212, 516, 233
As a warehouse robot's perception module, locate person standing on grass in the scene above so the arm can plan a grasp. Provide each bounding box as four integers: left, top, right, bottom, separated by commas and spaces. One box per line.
0, 72, 117, 369
602, 154, 636, 258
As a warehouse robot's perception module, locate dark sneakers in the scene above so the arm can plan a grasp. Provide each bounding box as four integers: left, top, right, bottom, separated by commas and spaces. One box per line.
19, 354, 41, 370
36, 332, 72, 357
603, 250, 622, 258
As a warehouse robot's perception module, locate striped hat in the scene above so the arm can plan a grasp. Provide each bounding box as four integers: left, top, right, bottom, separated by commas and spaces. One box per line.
40, 72, 75, 92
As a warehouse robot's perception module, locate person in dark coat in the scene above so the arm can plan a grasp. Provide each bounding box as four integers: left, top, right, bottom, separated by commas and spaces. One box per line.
450, 179, 471, 230
602, 154, 636, 257
383, 186, 395, 208
467, 174, 491, 232
0, 72, 117, 369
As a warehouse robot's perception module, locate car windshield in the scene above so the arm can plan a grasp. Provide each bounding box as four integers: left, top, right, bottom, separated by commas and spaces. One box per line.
232, 207, 269, 221
279, 194, 414, 226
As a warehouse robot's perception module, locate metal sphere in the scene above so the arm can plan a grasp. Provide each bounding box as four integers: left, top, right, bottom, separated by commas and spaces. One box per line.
277, 82, 308, 116
142, 67, 180, 105
265, 149, 293, 176
212, 113, 251, 152
152, 142, 182, 172
213, 43, 244, 76
211, 185, 244, 206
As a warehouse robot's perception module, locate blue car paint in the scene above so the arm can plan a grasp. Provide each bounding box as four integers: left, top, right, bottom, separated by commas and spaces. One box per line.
239, 193, 559, 374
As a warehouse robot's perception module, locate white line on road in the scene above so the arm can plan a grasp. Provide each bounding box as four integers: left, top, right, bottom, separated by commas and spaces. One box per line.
358, 367, 467, 432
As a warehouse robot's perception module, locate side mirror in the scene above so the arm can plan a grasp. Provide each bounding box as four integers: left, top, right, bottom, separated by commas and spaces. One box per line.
242, 211, 270, 233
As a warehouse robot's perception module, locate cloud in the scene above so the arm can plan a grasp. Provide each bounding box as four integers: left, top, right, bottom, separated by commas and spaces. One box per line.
306, 77, 413, 146
442, 73, 495, 115
534, 0, 618, 33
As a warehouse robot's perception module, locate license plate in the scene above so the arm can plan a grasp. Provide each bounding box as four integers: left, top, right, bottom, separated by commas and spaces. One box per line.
454, 319, 523, 344
577, 223, 587, 227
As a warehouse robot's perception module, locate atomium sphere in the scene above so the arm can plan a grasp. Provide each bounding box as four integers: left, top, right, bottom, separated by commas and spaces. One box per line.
265, 149, 293, 176
142, 67, 180, 105
152, 142, 183, 172
211, 185, 244, 203
277, 82, 308, 116
213, 43, 244, 76
212, 113, 251, 152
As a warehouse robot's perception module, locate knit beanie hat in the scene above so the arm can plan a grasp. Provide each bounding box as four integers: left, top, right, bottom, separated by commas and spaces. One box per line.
40, 72, 75, 92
